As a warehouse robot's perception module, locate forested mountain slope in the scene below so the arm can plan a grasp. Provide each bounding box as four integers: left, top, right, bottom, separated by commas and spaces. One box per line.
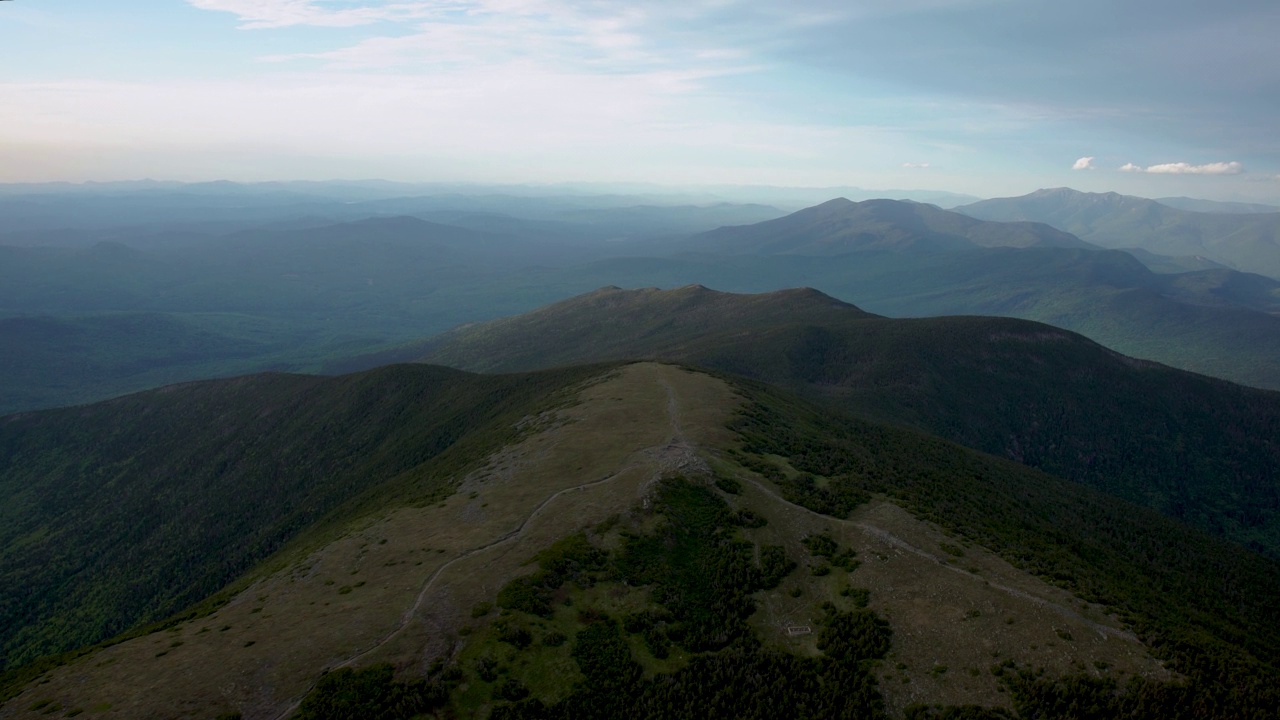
0, 363, 602, 672
2, 363, 1277, 719
420, 286, 1280, 557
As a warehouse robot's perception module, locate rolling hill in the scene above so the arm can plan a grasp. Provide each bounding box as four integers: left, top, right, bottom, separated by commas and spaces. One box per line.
678, 197, 1094, 255
0, 185, 787, 414
957, 187, 1280, 279
1, 361, 1277, 719
418, 285, 1280, 558
0, 313, 304, 416
516, 200, 1280, 390
0, 216, 577, 413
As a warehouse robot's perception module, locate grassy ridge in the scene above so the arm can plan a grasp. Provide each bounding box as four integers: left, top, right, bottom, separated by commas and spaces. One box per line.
324, 478, 896, 720
511, 245, 1280, 390
0, 362, 604, 673
421, 286, 1280, 557
727, 378, 1280, 717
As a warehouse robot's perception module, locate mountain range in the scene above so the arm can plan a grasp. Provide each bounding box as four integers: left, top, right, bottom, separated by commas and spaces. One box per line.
674, 198, 1094, 254
525, 200, 1280, 391
958, 187, 1280, 279
6, 188, 1280, 417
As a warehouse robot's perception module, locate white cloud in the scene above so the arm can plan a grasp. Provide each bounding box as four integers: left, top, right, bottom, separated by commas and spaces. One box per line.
902, 162, 930, 169
1118, 161, 1243, 175
1071, 156, 1094, 170
1145, 161, 1243, 175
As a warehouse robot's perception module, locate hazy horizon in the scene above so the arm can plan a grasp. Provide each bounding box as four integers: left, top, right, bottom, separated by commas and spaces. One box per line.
3, 1, 1279, 204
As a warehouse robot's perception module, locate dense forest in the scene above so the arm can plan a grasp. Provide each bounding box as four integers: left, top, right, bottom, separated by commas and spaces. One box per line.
0, 363, 605, 685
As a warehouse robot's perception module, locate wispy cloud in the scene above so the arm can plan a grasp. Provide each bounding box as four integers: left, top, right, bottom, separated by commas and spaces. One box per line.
186, 0, 418, 29
901, 162, 930, 169
1146, 161, 1244, 175
1071, 156, 1094, 170
1119, 161, 1243, 175
199, 0, 763, 103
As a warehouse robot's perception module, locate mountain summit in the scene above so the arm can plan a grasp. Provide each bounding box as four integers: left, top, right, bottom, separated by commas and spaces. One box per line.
419, 285, 874, 373
686, 197, 1094, 255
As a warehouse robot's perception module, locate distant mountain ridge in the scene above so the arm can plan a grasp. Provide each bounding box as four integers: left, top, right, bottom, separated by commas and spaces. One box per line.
1156, 196, 1280, 214
686, 197, 1095, 255
958, 187, 1280, 278
6, 189, 1280, 419
420, 284, 874, 372
557, 200, 1280, 390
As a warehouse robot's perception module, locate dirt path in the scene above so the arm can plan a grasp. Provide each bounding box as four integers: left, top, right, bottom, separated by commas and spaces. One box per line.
272, 369, 697, 719
270, 465, 646, 719
657, 374, 685, 443
739, 474, 1136, 642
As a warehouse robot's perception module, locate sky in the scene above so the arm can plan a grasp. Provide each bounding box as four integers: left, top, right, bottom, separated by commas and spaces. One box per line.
2, 0, 1279, 201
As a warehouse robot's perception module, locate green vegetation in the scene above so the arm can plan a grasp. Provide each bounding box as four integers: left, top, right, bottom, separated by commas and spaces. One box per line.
0, 312, 292, 416
496, 533, 610, 618
905, 705, 1013, 720
422, 284, 1280, 557
0, 362, 604, 680
729, 380, 1280, 718
803, 532, 862, 571
615, 477, 777, 652
473, 478, 893, 720
291, 664, 451, 720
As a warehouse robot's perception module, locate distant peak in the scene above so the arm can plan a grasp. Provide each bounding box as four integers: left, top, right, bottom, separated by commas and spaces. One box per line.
768, 286, 858, 307
1028, 187, 1132, 202
813, 197, 857, 208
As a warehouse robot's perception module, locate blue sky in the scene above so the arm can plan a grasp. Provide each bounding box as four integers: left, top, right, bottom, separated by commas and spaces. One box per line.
2, 0, 1278, 201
